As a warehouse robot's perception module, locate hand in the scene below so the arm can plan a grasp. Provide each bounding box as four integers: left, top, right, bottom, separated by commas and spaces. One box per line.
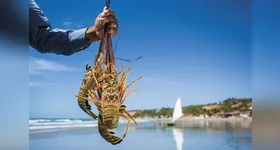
86, 7, 118, 42
94, 6, 119, 38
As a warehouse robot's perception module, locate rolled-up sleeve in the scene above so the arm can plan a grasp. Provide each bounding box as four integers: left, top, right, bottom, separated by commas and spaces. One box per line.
29, 0, 91, 55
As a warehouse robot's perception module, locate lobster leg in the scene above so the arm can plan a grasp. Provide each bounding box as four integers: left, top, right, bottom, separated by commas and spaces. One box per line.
97, 73, 115, 81
120, 90, 139, 104
121, 113, 131, 138
118, 65, 142, 98
124, 110, 140, 128
119, 105, 140, 129
89, 89, 100, 101
75, 94, 98, 106
122, 76, 142, 93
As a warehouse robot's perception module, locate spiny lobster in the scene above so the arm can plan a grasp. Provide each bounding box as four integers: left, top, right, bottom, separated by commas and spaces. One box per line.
75, 0, 142, 145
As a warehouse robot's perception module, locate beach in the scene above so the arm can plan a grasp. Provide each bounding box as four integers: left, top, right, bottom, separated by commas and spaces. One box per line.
29, 118, 252, 150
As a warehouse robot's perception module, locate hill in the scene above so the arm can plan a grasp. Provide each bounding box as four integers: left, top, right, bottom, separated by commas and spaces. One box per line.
129, 97, 252, 118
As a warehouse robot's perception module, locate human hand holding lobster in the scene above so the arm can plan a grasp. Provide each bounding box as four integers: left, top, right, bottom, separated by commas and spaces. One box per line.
86, 6, 119, 42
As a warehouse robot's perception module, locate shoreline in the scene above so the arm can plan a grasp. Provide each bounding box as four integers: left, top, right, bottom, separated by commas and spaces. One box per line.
133, 116, 252, 122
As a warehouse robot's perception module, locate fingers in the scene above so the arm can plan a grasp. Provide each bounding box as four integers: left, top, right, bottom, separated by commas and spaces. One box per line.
108, 20, 118, 30
108, 22, 118, 35
108, 22, 118, 28
97, 8, 117, 26
93, 7, 119, 38
102, 7, 115, 17
99, 16, 118, 25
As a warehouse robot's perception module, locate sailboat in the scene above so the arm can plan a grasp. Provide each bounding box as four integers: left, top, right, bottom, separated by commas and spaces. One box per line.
165, 97, 183, 126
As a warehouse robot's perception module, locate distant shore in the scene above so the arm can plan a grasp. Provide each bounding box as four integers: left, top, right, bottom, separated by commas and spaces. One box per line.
129, 97, 252, 120
151, 116, 252, 131
133, 116, 252, 122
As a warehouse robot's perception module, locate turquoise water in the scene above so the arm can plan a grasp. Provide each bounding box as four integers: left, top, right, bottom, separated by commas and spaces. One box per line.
29, 119, 252, 150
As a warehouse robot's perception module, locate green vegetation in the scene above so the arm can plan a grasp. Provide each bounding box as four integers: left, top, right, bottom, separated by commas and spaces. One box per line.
131, 98, 252, 118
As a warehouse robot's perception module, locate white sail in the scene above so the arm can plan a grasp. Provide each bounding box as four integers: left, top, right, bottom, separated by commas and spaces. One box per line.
172, 97, 183, 122
173, 128, 184, 150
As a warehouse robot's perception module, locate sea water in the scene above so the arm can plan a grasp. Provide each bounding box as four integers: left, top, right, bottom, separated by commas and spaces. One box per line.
29, 118, 252, 150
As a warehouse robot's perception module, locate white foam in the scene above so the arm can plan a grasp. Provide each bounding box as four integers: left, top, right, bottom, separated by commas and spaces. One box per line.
30, 120, 96, 126
29, 124, 97, 130
29, 118, 153, 133
29, 119, 98, 132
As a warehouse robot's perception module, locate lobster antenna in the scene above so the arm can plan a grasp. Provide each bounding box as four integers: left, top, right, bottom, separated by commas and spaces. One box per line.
115, 56, 144, 63
113, 33, 120, 54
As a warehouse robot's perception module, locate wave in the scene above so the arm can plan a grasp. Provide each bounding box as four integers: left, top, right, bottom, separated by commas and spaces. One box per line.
29, 118, 97, 133
29, 118, 152, 133
29, 119, 93, 126
30, 124, 97, 130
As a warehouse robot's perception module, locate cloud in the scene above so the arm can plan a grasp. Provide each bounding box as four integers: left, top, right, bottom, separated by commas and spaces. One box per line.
63, 20, 83, 29
63, 21, 72, 27
29, 56, 79, 86
29, 82, 42, 87
29, 56, 77, 75
29, 82, 57, 87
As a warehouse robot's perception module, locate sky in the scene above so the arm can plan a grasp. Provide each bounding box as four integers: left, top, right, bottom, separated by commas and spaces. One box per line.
29, 0, 252, 118
252, 0, 280, 105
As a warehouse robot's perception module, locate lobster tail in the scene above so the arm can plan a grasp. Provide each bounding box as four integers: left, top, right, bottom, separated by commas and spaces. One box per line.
98, 115, 123, 145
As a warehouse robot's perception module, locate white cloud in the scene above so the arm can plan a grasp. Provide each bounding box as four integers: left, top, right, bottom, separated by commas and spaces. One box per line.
63, 21, 73, 27
29, 56, 79, 86
63, 20, 83, 29
29, 82, 57, 87
29, 56, 77, 75
29, 82, 42, 87
63, 21, 72, 25
75, 24, 83, 28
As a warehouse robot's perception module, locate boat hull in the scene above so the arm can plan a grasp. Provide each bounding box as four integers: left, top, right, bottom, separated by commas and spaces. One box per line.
164, 121, 176, 127
166, 123, 175, 127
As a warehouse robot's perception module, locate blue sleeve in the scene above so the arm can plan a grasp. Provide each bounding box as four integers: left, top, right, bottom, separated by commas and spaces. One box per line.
29, 0, 91, 55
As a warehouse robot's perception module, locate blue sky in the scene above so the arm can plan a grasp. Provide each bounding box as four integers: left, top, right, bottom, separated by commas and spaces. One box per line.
252, 0, 280, 105
29, 0, 252, 118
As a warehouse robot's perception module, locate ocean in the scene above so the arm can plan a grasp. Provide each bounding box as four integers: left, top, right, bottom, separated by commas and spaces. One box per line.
29, 118, 252, 150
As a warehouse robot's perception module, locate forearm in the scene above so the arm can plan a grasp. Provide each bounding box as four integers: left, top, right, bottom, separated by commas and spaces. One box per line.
85, 26, 100, 43
30, 26, 99, 55
29, 0, 100, 55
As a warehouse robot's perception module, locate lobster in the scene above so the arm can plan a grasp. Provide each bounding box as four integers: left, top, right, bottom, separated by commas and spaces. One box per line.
75, 0, 142, 145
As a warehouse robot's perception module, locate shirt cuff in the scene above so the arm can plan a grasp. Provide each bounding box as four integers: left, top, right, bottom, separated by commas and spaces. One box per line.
69, 27, 91, 53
